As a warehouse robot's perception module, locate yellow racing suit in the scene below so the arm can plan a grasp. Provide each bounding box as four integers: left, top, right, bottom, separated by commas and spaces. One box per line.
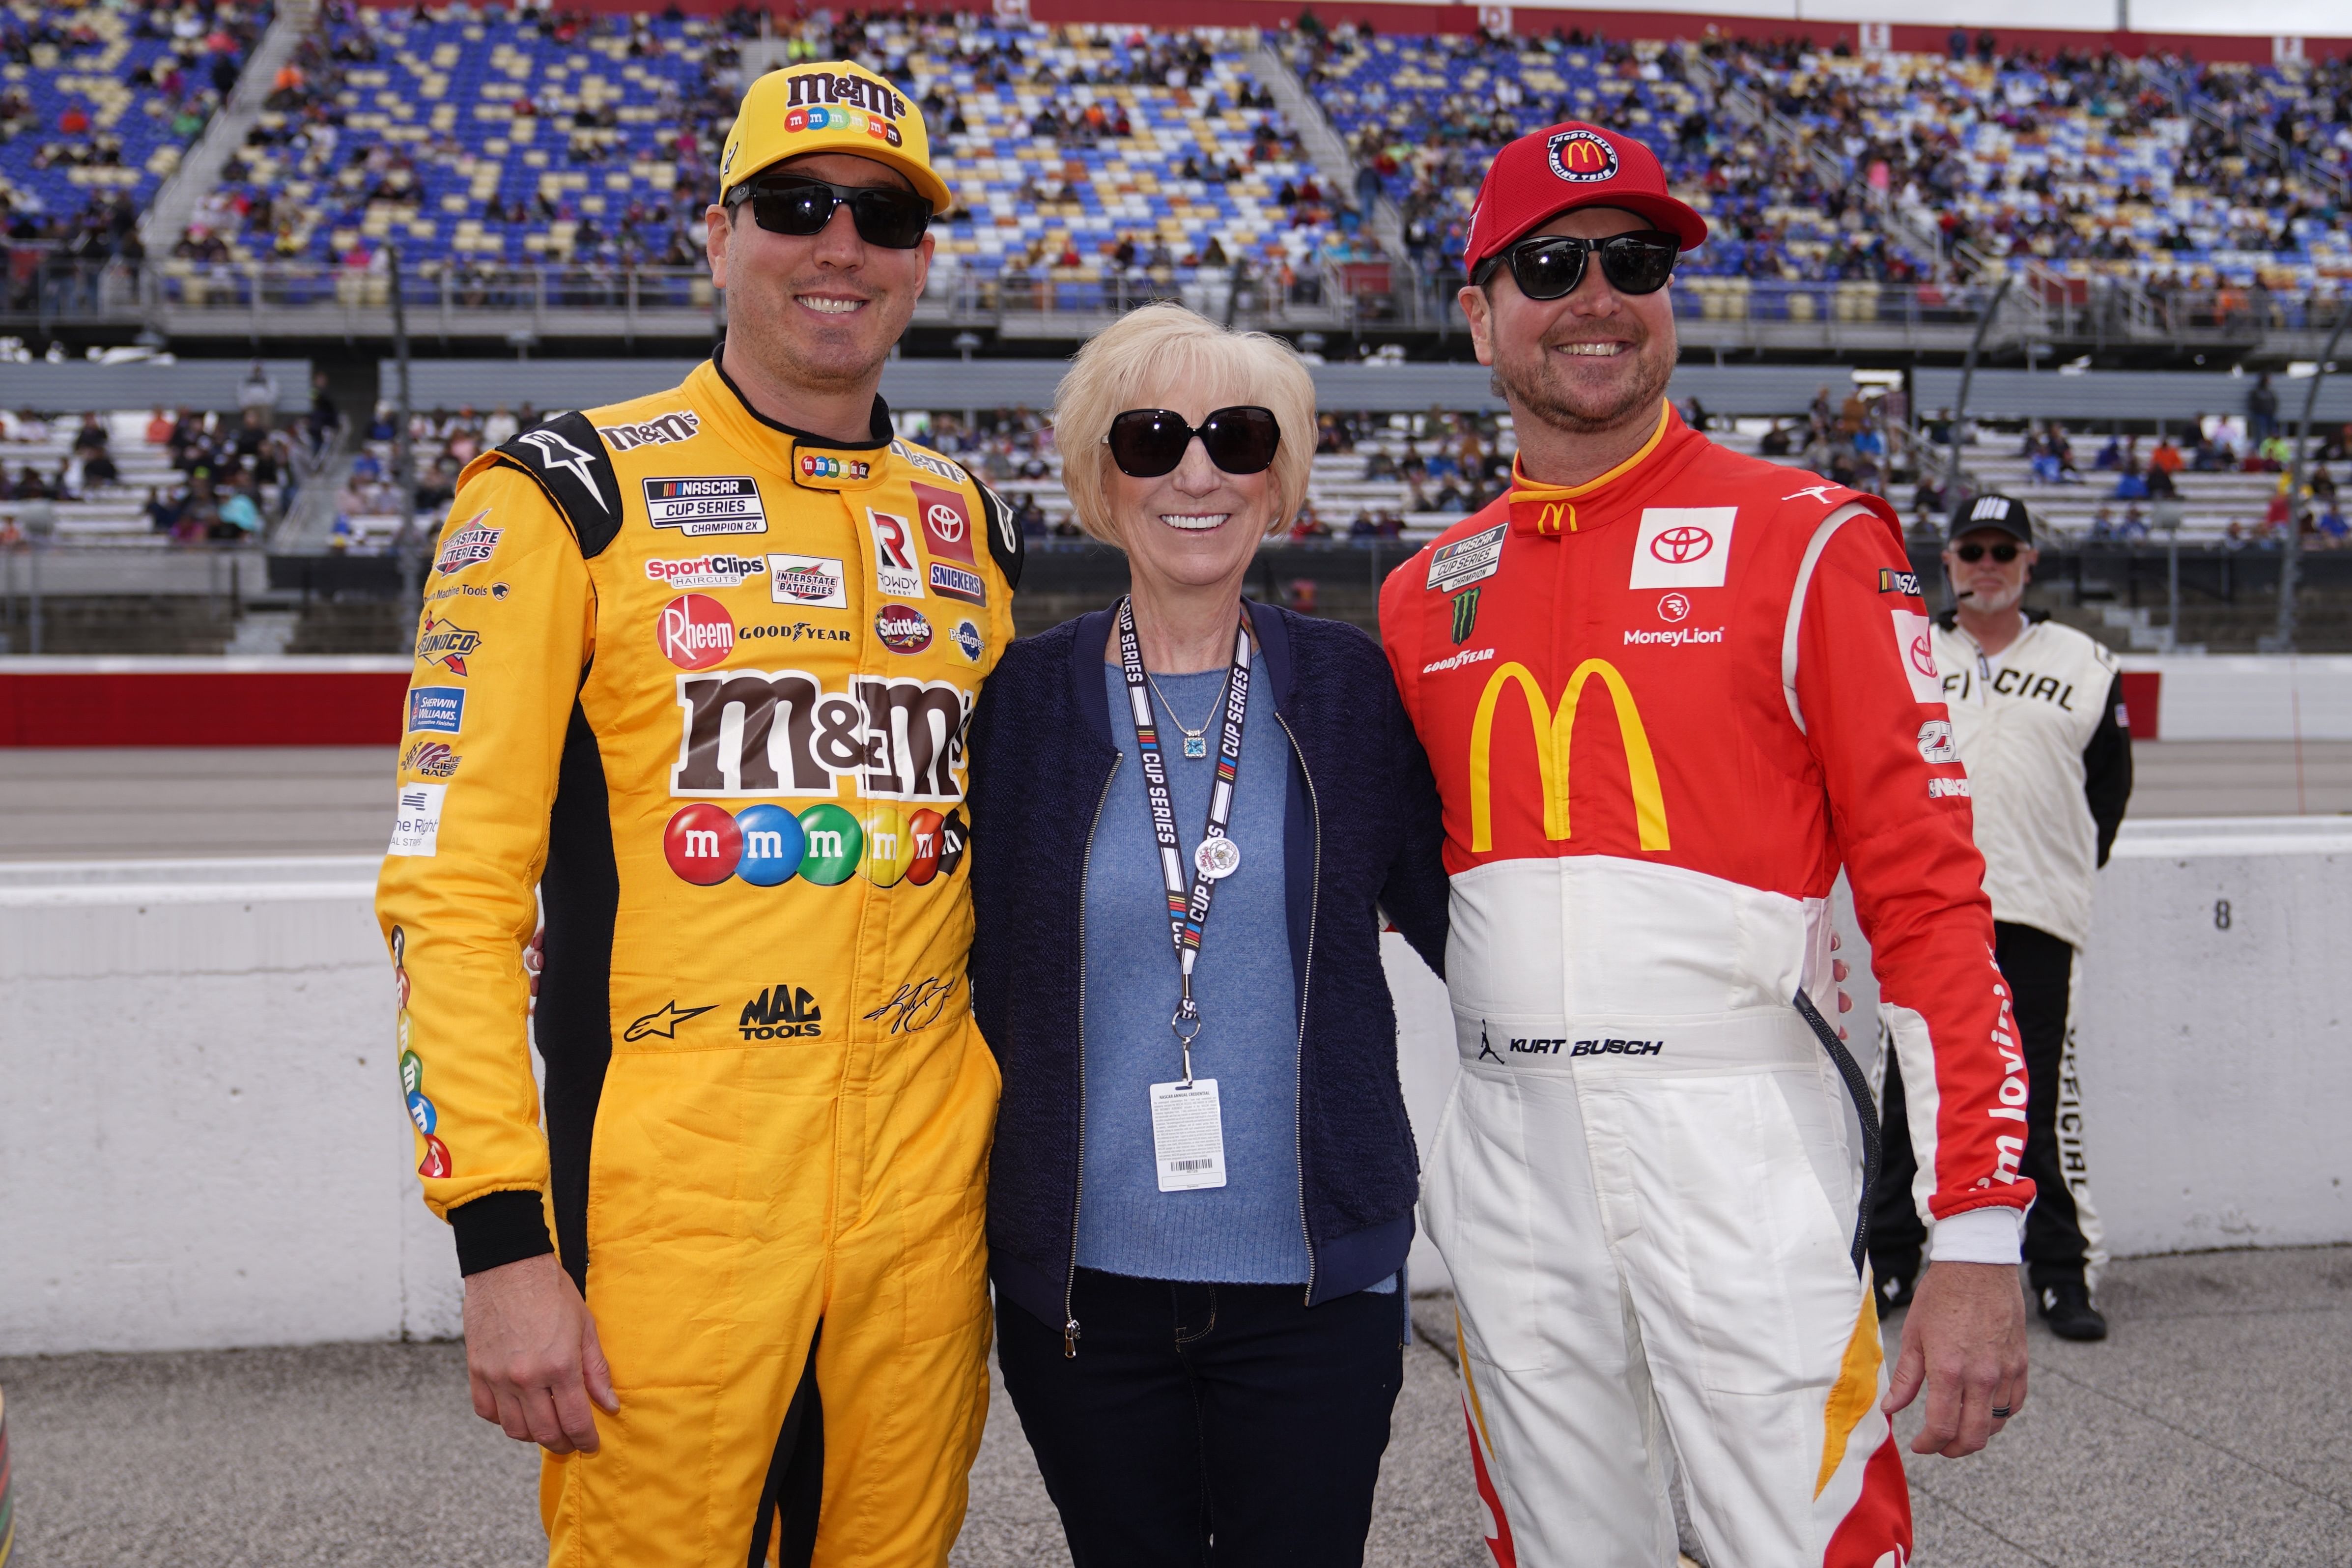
375, 355, 1020, 1567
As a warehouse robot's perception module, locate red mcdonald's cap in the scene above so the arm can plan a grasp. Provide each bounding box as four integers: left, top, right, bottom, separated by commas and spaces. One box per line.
1463, 122, 1708, 279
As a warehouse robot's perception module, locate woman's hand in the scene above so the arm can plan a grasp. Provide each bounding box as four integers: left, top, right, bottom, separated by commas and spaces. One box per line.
525, 926, 544, 1002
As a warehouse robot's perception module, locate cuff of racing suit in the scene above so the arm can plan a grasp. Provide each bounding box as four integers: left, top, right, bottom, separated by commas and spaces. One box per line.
1928, 1205, 2024, 1267
450, 1190, 556, 1276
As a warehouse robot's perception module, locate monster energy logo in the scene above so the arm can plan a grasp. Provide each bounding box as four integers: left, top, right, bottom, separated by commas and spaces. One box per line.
1451, 587, 1482, 646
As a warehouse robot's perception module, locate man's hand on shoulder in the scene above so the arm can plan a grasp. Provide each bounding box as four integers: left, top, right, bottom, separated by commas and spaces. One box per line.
462, 1251, 618, 1454
1882, 1258, 2028, 1458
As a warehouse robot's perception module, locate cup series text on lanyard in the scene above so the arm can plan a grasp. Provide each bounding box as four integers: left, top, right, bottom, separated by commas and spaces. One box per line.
1114, 596, 1252, 1087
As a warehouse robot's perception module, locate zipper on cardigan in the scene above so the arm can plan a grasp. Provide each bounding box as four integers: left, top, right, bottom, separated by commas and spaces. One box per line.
1275, 710, 1322, 1307
1062, 751, 1122, 1358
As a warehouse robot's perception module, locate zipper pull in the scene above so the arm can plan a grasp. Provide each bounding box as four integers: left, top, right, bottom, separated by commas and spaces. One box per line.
1062, 1318, 1081, 1359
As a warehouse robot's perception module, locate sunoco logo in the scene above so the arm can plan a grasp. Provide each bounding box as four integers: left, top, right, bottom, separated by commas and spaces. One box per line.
1547, 128, 1619, 184
415, 616, 482, 674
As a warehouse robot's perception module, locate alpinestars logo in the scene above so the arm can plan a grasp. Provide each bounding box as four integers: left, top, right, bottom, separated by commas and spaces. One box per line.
740, 984, 822, 1040
516, 428, 610, 512
624, 1000, 715, 1041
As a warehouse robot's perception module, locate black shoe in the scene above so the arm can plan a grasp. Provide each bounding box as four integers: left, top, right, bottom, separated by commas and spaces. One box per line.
2039, 1281, 2108, 1341
1874, 1260, 1920, 1312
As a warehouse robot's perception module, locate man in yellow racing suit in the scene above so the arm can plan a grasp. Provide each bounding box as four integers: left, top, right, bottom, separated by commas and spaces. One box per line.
375, 61, 1020, 1568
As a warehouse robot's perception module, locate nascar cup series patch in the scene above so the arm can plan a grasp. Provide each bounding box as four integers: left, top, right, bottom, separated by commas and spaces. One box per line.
644, 477, 767, 536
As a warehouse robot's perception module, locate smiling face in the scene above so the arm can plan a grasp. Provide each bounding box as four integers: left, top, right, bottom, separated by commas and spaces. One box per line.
705, 151, 933, 395
1104, 382, 1280, 601
1460, 205, 1678, 437
1944, 526, 2037, 613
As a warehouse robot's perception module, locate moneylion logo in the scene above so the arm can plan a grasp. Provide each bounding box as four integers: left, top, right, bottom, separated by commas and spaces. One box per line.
1467, 659, 1670, 854
1547, 128, 1619, 184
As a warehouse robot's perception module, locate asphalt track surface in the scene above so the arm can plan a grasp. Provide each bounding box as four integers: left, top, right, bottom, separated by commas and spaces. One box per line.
0, 740, 2346, 860
3, 1250, 2345, 1568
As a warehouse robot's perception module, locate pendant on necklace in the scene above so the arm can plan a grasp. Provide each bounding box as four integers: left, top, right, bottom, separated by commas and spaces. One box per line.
1183, 735, 1208, 760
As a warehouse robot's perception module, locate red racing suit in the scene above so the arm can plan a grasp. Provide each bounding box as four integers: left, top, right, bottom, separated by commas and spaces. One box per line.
1382, 404, 2030, 1568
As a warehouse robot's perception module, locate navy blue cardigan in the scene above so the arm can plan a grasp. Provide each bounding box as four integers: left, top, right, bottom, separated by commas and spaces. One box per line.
967, 600, 1449, 1340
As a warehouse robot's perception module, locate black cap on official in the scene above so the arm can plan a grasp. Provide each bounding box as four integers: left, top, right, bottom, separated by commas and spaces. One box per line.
1947, 492, 2034, 546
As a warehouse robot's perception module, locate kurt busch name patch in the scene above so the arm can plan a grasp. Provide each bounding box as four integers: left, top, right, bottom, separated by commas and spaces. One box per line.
644, 476, 767, 535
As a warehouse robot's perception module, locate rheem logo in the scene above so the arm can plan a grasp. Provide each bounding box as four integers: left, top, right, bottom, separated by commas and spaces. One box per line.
659, 594, 735, 670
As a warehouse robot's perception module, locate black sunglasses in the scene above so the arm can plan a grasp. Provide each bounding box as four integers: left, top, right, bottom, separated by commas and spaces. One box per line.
729, 175, 932, 250
1954, 541, 2022, 564
1105, 406, 1281, 479
1475, 230, 1681, 301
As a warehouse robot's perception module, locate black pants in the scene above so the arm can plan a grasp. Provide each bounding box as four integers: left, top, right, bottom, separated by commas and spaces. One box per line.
1873, 920, 2098, 1292
996, 1268, 1403, 1568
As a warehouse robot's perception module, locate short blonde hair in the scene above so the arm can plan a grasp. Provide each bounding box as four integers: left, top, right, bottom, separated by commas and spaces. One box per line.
1051, 303, 1316, 545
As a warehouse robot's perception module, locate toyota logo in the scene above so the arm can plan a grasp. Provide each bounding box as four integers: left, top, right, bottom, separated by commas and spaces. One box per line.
1650, 525, 1714, 564
926, 502, 965, 543
1657, 592, 1690, 623
1909, 635, 1937, 677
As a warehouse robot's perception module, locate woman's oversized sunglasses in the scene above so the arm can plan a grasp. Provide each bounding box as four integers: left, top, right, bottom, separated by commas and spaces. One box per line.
728, 175, 932, 250
1105, 406, 1282, 479
1474, 230, 1682, 301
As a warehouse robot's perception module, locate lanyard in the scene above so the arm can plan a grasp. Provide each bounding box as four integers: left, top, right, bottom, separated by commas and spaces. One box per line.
1114, 595, 1252, 1086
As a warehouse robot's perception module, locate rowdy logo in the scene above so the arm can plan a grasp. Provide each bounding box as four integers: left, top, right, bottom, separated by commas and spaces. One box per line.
414, 616, 482, 674
867, 509, 925, 598
658, 594, 736, 671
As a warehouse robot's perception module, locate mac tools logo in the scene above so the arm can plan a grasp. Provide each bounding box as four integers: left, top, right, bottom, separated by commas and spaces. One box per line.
1548, 128, 1619, 184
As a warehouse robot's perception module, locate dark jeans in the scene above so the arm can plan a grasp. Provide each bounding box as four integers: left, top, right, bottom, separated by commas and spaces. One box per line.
996, 1268, 1403, 1568
1874, 920, 2092, 1291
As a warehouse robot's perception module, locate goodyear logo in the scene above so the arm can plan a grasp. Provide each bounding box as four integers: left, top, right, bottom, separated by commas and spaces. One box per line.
798, 454, 871, 481
1547, 128, 1619, 184
1467, 658, 1669, 854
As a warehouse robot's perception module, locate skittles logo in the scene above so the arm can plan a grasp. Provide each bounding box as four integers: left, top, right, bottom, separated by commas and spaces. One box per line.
663, 802, 967, 888
874, 604, 933, 654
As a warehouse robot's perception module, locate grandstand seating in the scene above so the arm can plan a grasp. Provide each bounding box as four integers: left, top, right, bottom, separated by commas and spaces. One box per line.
0, 0, 266, 253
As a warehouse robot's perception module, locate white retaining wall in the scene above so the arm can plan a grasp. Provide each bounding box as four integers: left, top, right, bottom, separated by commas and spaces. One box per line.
3, 822, 2348, 1353
2122, 655, 2352, 742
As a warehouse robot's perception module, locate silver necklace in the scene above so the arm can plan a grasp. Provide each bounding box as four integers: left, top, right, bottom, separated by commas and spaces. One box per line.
1145, 669, 1220, 759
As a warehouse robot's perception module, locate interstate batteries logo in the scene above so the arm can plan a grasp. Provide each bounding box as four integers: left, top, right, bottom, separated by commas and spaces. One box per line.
432, 510, 501, 575
414, 616, 482, 674
768, 554, 848, 609
646, 553, 765, 591
644, 476, 767, 535
663, 801, 968, 888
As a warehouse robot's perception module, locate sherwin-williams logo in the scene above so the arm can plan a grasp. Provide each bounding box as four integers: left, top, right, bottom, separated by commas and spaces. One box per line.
1467, 659, 1670, 854
662, 800, 967, 888
658, 594, 735, 671
875, 604, 933, 654
1547, 128, 1619, 183
415, 616, 482, 674
407, 686, 465, 734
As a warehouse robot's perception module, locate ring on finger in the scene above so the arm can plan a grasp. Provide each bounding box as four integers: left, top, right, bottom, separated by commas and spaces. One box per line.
1990, 1403, 2013, 1419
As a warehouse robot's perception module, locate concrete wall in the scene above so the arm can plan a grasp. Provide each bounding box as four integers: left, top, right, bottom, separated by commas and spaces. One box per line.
4, 822, 2347, 1352
2120, 655, 2352, 742
0, 858, 462, 1356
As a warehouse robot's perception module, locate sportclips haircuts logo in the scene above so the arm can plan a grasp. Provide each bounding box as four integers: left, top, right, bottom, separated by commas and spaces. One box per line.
1547, 128, 1619, 184
1467, 658, 1670, 855
670, 667, 971, 803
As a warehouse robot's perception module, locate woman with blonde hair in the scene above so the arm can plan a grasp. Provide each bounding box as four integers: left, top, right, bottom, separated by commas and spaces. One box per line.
965, 303, 1448, 1566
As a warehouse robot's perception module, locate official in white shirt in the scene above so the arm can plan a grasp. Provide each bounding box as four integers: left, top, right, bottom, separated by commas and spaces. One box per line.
1871, 493, 2133, 1341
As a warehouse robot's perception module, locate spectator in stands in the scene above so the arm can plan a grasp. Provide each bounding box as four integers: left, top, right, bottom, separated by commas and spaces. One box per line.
238, 360, 278, 415
2247, 371, 2279, 444
970, 302, 1445, 1568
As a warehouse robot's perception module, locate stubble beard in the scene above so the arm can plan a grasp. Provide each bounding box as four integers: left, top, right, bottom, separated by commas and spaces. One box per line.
1492, 326, 1674, 438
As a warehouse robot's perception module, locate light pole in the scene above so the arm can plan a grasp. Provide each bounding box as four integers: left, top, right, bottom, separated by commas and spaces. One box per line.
2274, 305, 2351, 653
389, 241, 422, 609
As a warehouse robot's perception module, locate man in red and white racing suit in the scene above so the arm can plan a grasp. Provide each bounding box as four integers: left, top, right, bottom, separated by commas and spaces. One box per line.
1382, 123, 2033, 1568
